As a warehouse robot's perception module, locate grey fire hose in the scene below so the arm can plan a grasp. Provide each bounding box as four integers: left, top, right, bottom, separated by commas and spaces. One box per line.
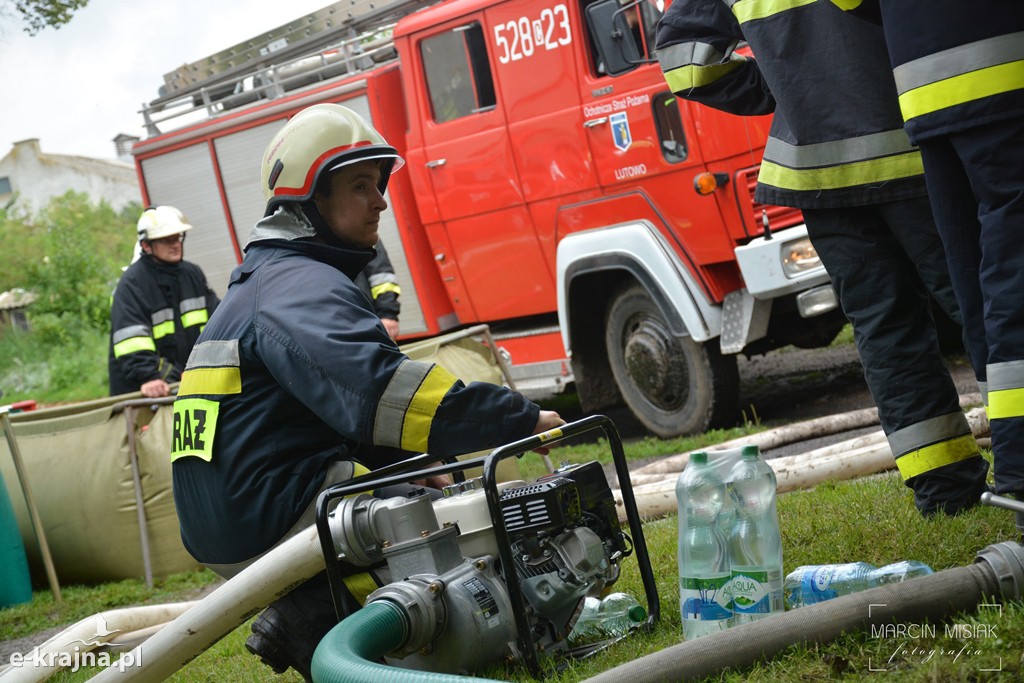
310, 542, 1024, 683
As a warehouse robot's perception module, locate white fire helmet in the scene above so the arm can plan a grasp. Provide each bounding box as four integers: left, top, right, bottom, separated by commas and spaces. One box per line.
260, 103, 404, 216
137, 206, 192, 242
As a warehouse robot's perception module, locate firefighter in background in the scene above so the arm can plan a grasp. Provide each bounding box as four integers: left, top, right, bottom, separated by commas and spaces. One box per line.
169, 103, 564, 680
656, 0, 989, 515
108, 206, 219, 398
829, 2, 1024, 525
355, 242, 400, 339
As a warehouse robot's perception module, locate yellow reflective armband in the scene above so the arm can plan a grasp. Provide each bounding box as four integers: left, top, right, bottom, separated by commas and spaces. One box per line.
171, 398, 220, 462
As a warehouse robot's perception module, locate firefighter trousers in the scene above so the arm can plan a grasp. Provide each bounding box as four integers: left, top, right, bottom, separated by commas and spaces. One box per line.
803, 198, 990, 514
919, 117, 1024, 498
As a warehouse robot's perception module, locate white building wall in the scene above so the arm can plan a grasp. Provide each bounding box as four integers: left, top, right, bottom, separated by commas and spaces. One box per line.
0, 139, 141, 213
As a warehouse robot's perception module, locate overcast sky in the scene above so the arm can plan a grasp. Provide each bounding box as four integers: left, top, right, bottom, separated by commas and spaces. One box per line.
0, 0, 336, 161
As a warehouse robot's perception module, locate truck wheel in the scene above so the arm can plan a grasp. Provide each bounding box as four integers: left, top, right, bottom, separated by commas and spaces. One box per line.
605, 284, 738, 438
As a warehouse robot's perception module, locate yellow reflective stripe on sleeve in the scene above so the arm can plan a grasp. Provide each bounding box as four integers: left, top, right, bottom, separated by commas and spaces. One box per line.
899, 60, 1024, 122
342, 572, 380, 606
731, 0, 815, 24
894, 434, 980, 481
171, 398, 220, 462
663, 59, 744, 92
113, 336, 157, 357
757, 151, 924, 191
401, 365, 459, 452
987, 388, 1024, 420
178, 367, 242, 396
181, 309, 210, 328
370, 282, 401, 300
830, 0, 862, 9
152, 320, 175, 340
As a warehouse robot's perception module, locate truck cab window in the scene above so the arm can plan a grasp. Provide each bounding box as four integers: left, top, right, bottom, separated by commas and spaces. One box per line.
421, 23, 496, 123
654, 92, 688, 163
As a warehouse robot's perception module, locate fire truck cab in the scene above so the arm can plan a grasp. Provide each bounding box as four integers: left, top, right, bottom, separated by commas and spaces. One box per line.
132, 0, 845, 439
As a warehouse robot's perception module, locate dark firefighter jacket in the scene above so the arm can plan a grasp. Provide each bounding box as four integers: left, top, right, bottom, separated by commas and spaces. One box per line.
656, 0, 927, 209
108, 255, 219, 396
831, 0, 1024, 143
354, 241, 400, 321
170, 204, 539, 565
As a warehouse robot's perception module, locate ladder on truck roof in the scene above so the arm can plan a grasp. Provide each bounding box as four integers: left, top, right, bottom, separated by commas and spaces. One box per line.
140, 0, 435, 137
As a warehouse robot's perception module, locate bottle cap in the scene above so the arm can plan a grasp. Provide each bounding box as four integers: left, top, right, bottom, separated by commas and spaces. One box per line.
741, 445, 759, 459
690, 451, 707, 464
627, 605, 647, 623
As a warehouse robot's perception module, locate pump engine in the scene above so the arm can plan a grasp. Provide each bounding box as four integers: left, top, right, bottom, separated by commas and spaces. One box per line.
322, 445, 649, 676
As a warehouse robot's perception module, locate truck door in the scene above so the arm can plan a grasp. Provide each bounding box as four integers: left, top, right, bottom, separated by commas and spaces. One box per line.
412, 13, 554, 322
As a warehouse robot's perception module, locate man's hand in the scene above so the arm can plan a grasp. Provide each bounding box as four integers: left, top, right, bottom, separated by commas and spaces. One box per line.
412, 462, 453, 490
381, 317, 400, 340
140, 379, 171, 398
532, 410, 566, 455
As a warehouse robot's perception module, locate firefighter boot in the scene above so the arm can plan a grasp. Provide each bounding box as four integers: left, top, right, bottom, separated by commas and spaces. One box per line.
245, 573, 341, 682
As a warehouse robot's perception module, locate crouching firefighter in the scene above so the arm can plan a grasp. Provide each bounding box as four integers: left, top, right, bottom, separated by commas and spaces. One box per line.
169, 103, 564, 681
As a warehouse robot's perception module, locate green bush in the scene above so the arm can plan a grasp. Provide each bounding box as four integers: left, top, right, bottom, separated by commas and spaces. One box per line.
0, 192, 140, 403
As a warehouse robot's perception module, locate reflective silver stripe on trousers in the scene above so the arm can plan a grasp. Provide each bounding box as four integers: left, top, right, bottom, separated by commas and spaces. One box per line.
988, 359, 1024, 392
762, 128, 916, 168
887, 411, 972, 458
373, 359, 432, 449
150, 308, 174, 326
656, 40, 734, 70
979, 380, 989, 406
186, 339, 240, 368
112, 324, 151, 344
180, 296, 207, 313
894, 32, 1024, 93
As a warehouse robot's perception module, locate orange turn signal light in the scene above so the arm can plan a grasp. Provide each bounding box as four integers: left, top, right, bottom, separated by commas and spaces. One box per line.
693, 171, 730, 196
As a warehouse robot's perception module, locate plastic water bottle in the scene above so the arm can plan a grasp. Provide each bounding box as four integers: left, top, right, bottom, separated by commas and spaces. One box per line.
569, 592, 646, 642
784, 560, 935, 608
727, 445, 784, 623
677, 451, 732, 639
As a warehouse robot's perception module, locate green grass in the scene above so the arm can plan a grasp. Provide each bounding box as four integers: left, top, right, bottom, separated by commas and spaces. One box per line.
0, 327, 110, 405
3, 438, 1019, 682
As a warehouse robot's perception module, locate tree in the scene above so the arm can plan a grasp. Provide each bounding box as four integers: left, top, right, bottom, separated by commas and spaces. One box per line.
9, 0, 89, 35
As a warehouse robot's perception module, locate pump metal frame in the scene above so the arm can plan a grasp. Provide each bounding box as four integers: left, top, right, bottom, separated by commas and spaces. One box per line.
314, 414, 660, 678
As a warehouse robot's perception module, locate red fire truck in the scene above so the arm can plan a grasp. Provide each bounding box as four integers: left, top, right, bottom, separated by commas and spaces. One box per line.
131, 0, 845, 438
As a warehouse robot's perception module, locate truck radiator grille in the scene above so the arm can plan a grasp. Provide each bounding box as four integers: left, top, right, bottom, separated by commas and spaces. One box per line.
737, 165, 804, 235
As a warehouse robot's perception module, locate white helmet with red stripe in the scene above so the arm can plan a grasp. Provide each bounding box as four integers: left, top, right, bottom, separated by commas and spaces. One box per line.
260, 103, 404, 216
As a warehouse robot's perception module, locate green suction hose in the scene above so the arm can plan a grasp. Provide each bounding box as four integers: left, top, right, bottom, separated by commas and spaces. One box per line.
310, 601, 503, 683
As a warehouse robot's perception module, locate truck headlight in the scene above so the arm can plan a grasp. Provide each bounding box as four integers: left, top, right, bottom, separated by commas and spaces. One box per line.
781, 237, 822, 278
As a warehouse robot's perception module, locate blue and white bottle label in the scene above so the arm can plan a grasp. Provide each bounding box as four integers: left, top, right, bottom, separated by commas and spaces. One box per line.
680, 574, 732, 621
801, 566, 839, 603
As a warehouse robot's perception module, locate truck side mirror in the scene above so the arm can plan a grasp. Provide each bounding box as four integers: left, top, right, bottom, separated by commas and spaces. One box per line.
585, 0, 644, 76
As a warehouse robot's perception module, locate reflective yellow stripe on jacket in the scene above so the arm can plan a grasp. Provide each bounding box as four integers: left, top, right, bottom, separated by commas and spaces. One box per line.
888, 412, 980, 481
758, 129, 924, 191
894, 32, 1024, 122
373, 359, 459, 453
177, 340, 242, 397
112, 324, 156, 358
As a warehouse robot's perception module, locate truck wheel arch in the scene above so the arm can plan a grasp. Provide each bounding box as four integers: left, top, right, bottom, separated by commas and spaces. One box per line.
556, 223, 723, 420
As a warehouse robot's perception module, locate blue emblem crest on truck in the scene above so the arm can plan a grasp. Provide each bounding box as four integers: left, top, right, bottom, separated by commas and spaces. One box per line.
610, 112, 631, 151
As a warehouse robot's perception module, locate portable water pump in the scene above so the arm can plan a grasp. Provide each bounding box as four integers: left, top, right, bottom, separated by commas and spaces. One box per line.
313, 415, 660, 677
